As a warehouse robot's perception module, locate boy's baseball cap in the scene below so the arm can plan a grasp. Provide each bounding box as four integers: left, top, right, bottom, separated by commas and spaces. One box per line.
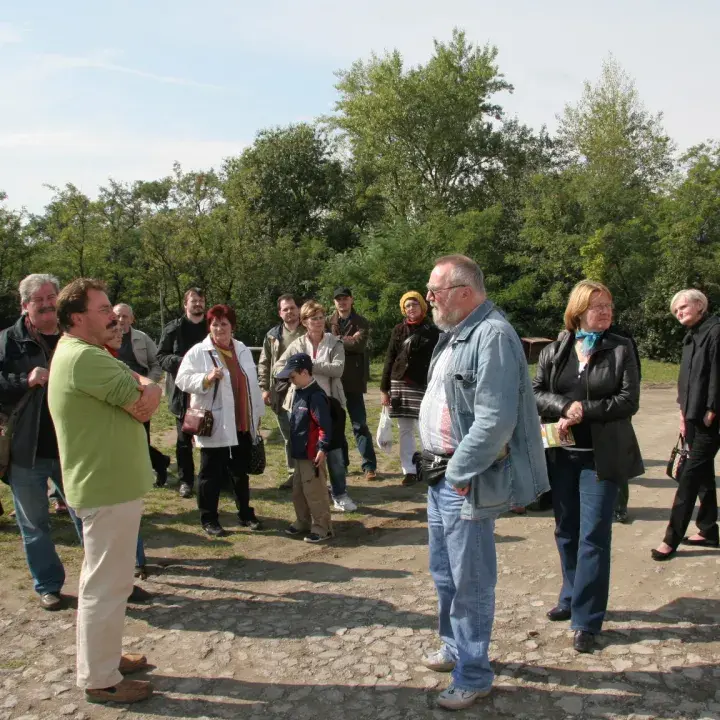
276, 353, 313, 379
333, 286, 352, 299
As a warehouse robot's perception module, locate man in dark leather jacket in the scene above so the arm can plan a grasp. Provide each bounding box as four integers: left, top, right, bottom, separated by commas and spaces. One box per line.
156, 288, 207, 498
0, 274, 82, 611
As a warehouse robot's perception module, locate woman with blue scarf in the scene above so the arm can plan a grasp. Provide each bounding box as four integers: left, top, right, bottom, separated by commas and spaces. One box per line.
533, 280, 644, 654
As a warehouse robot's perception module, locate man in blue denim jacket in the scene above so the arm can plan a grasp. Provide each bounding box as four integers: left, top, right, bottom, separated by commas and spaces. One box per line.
418, 255, 549, 711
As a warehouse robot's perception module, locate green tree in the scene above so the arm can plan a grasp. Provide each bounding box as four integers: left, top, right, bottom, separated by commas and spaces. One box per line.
330, 28, 512, 219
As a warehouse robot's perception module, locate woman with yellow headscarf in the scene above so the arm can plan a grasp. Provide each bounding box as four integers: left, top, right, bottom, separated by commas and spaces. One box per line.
380, 291, 440, 485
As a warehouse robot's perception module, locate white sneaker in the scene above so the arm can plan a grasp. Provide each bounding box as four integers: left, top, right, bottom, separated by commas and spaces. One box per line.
422, 650, 456, 672
332, 494, 357, 512
436, 684, 491, 710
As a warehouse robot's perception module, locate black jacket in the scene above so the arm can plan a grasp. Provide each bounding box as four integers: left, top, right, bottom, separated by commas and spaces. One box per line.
328, 310, 370, 394
157, 316, 207, 418
380, 320, 440, 392
0, 316, 51, 469
677, 314, 720, 424
533, 331, 644, 482
289, 380, 332, 460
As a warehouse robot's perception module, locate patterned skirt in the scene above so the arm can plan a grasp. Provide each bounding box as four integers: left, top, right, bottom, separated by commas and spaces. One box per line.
389, 379, 426, 419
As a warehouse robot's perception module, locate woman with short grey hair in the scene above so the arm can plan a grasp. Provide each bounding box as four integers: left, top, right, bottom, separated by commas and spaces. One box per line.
652, 288, 720, 560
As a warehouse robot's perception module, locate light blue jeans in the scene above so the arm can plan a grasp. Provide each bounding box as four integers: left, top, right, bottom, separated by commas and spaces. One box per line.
9, 459, 82, 595
427, 478, 496, 692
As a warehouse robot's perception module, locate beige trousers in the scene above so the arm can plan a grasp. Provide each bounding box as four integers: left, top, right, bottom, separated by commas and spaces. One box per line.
74, 498, 143, 689
292, 459, 332, 536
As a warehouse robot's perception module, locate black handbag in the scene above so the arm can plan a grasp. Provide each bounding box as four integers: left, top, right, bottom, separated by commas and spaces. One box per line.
666, 434, 689, 483
249, 434, 266, 475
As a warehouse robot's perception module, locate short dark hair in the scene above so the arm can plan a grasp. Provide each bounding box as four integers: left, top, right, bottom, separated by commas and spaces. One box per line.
183, 287, 206, 304
277, 293, 299, 311
57, 278, 107, 331
206, 304, 237, 329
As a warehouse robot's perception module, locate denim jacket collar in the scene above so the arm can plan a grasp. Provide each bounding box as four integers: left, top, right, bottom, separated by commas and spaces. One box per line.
454, 300, 496, 342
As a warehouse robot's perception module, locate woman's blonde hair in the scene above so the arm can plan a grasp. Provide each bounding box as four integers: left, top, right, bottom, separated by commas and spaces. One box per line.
669, 288, 708, 315
564, 280, 613, 331
300, 300, 326, 324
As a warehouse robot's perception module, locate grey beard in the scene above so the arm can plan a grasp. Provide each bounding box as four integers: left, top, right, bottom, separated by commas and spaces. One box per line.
432, 306, 461, 332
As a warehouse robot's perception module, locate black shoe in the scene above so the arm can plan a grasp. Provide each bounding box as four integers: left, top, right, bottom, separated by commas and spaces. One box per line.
682, 535, 720, 548
285, 525, 303, 536
203, 522, 229, 537
651, 547, 676, 561
134, 565, 148, 580
239, 518, 262, 531
127, 585, 152, 603
39, 592, 65, 611
278, 477, 293, 490
178, 483, 193, 499
402, 473, 418, 486
546, 606, 571, 621
573, 630, 594, 653
614, 509, 629, 524
304, 532, 332, 544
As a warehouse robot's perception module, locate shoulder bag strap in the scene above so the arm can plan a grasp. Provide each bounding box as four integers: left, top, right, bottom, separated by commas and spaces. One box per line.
207, 351, 220, 408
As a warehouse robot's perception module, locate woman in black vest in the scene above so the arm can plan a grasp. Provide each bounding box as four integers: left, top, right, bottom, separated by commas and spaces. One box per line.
652, 289, 720, 560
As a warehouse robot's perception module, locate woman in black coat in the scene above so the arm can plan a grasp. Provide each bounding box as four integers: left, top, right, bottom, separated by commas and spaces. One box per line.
533, 280, 643, 655
380, 291, 439, 486
652, 289, 720, 560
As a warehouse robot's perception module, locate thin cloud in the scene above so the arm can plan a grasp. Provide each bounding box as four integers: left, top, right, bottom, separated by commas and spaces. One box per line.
0, 21, 23, 46
41, 52, 226, 91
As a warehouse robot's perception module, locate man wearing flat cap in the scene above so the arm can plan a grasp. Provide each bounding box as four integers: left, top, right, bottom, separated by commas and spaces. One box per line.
328, 287, 378, 481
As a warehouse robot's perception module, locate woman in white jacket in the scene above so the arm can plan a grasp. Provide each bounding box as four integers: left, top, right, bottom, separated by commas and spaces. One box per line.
176, 304, 264, 537
275, 300, 357, 513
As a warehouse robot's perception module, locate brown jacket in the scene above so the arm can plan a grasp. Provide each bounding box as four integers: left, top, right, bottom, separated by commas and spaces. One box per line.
328, 310, 370, 394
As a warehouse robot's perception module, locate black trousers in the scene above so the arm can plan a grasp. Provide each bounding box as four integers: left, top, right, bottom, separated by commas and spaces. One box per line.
175, 417, 196, 487
198, 431, 255, 526
663, 420, 719, 548
144, 422, 170, 474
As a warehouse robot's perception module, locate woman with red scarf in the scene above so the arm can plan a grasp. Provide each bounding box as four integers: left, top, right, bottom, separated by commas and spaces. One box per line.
380, 291, 440, 485
175, 305, 265, 537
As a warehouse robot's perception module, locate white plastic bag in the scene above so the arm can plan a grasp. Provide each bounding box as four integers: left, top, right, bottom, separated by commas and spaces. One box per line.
376, 406, 393, 453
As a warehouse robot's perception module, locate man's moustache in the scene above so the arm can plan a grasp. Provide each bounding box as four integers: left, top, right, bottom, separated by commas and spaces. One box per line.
37, 307, 56, 314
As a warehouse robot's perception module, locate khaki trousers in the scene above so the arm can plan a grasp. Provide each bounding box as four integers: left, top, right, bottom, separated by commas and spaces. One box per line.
292, 459, 332, 536
74, 498, 143, 689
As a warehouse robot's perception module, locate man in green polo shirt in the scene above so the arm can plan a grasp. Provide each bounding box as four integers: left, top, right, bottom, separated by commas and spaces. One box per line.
48, 278, 162, 705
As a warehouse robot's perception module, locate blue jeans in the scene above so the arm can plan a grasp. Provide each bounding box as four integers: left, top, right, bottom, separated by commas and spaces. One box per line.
549, 450, 618, 634
345, 392, 377, 472
136, 535, 146, 567
428, 478, 496, 692
9, 459, 82, 595
326, 448, 347, 498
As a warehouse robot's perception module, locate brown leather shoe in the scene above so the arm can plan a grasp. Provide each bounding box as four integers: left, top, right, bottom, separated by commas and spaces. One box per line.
119, 653, 150, 675
364, 469, 378, 481
85, 678, 153, 704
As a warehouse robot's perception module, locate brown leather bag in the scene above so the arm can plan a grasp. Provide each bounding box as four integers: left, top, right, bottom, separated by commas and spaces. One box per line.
181, 352, 219, 437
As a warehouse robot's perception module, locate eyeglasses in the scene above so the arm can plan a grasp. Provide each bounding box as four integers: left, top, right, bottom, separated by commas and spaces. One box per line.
426, 285, 466, 299
588, 303, 614, 312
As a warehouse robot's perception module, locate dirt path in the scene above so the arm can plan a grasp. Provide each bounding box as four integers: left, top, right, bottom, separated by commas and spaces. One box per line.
1, 388, 719, 720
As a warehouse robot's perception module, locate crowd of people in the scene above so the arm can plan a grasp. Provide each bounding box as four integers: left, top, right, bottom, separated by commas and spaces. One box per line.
0, 260, 718, 710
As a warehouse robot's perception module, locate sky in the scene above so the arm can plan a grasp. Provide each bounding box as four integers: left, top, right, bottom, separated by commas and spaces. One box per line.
2, 0, 719, 213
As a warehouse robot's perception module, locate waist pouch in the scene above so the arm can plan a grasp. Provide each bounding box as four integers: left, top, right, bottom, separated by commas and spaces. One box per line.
420, 450, 451, 486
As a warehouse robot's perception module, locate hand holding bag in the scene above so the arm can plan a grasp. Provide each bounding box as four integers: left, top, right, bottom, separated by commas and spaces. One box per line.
181, 352, 220, 437
666, 434, 689, 483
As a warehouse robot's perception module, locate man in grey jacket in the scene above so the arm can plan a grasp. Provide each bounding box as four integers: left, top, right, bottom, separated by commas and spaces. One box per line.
418, 255, 548, 711
114, 304, 170, 486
